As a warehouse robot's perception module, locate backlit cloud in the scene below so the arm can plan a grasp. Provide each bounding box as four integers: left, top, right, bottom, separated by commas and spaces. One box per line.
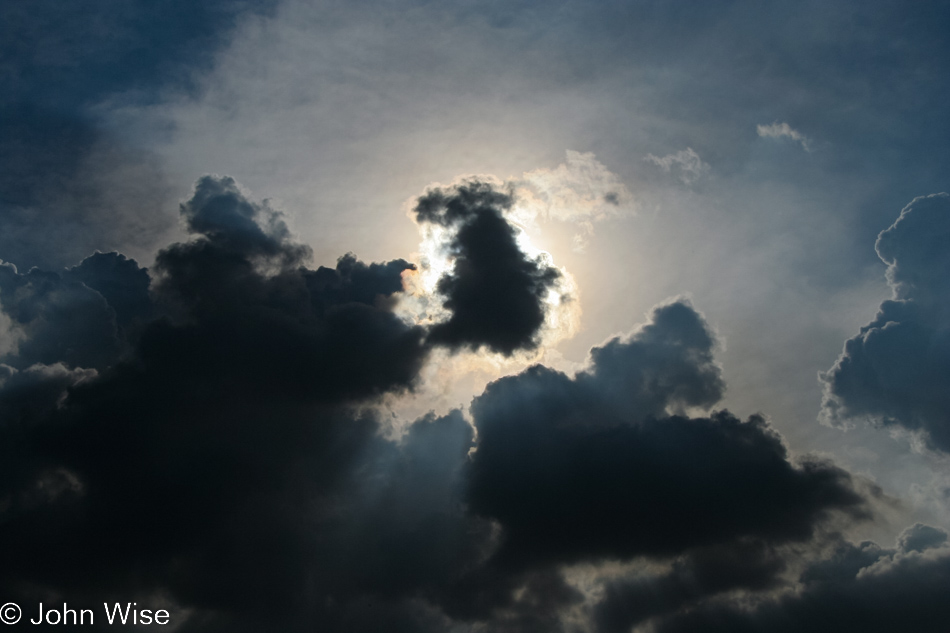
822, 193, 950, 453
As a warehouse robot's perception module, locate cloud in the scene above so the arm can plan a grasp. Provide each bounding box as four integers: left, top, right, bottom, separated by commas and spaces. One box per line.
821, 193, 950, 452
0, 259, 131, 370
0, 175, 438, 630
898, 522, 949, 553
151, 176, 428, 403
412, 179, 568, 356
4, 0, 950, 628
517, 150, 635, 251
65, 252, 154, 329
471, 390, 862, 564
644, 147, 711, 184
757, 121, 812, 151
446, 300, 869, 626
178, 175, 311, 266
0, 291, 25, 358
652, 525, 950, 633
0, 173, 935, 633
468, 310, 865, 567
594, 540, 787, 633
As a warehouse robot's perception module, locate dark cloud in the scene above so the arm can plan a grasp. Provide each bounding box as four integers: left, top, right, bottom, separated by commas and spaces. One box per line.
897, 522, 949, 554
652, 526, 950, 633
149, 175, 428, 403
0, 176, 433, 631
594, 540, 787, 633
822, 193, 950, 452
0, 251, 150, 371
470, 407, 866, 568
64, 252, 154, 329
0, 363, 96, 508
467, 300, 865, 570
581, 300, 725, 419
0, 263, 122, 370
0, 233, 877, 632
0, 174, 937, 632
414, 180, 562, 356
178, 175, 310, 264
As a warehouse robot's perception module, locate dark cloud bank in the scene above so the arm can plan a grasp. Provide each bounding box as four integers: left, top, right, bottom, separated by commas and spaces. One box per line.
0, 176, 946, 631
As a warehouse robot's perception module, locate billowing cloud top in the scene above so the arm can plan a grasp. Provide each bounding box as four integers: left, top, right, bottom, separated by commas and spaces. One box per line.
469, 302, 864, 570
822, 193, 950, 452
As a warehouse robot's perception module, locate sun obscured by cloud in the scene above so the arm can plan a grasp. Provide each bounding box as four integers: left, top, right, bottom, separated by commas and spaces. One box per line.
5, 0, 950, 631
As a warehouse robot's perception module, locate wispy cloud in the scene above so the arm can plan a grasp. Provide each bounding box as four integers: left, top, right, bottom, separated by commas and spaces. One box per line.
644, 147, 710, 184
517, 150, 635, 252
757, 121, 812, 151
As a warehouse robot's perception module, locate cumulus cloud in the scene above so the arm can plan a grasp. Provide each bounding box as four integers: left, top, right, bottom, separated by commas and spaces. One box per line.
0, 260, 129, 370
151, 176, 428, 403
757, 121, 812, 151
644, 147, 711, 184
821, 193, 950, 452
467, 301, 865, 572
65, 252, 154, 328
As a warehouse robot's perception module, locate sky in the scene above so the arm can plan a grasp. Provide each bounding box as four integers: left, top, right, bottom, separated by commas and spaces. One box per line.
2, 0, 950, 631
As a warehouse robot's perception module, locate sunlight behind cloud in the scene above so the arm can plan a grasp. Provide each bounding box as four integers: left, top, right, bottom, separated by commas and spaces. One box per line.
400, 175, 581, 353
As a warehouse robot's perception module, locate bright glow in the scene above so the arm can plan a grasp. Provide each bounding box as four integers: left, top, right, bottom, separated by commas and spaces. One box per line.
399, 197, 580, 352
